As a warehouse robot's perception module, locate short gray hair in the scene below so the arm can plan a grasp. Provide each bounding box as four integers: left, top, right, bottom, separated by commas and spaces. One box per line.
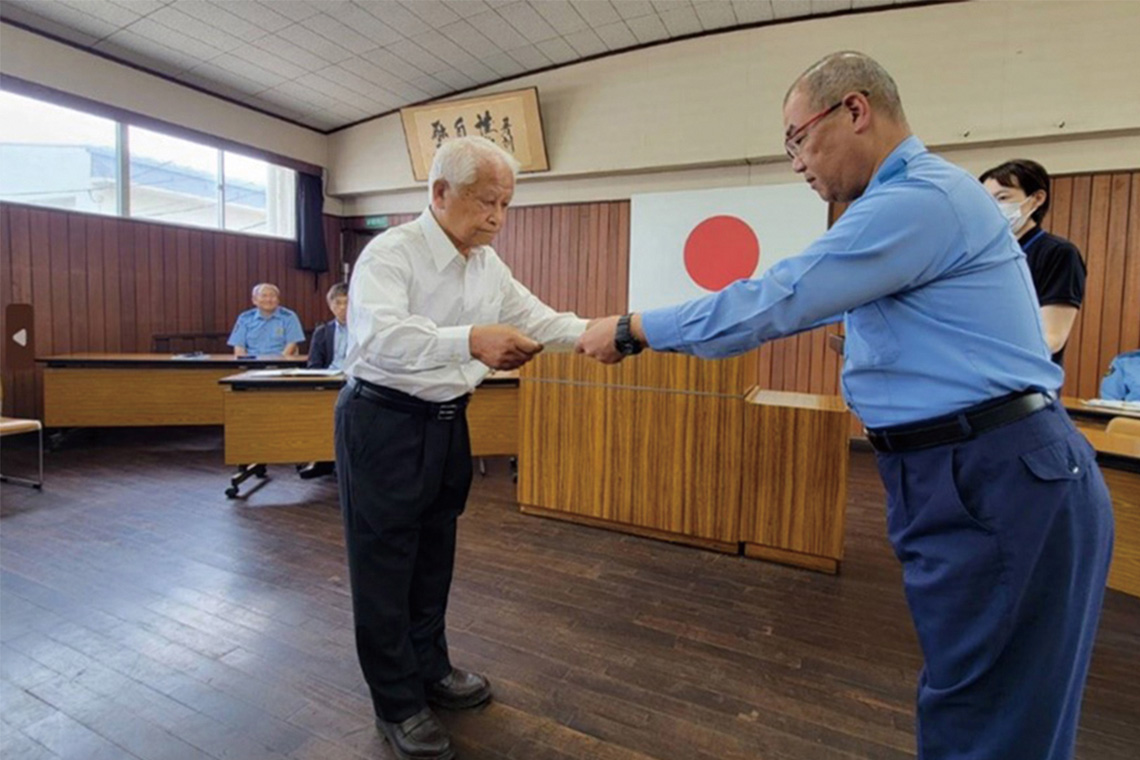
326, 282, 348, 301
786, 51, 907, 124
251, 282, 279, 298
427, 136, 520, 198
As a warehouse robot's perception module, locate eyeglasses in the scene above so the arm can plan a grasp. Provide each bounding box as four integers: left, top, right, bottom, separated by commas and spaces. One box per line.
784, 91, 869, 160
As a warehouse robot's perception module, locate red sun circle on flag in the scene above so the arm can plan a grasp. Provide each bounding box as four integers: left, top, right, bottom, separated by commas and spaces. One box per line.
683, 215, 760, 291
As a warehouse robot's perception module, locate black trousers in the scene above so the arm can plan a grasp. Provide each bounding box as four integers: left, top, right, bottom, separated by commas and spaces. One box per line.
334, 382, 474, 722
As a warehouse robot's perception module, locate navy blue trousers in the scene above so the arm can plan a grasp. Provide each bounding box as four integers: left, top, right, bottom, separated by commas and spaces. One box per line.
875, 402, 1114, 760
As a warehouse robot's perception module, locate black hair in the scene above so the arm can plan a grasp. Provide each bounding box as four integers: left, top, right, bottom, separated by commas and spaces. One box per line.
979, 159, 1051, 224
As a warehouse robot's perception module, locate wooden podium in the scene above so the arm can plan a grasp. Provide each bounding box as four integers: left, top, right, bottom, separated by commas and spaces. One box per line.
740, 389, 850, 573
518, 354, 850, 572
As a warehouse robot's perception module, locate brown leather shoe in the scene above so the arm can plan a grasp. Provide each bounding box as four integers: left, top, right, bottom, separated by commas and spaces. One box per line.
425, 668, 492, 710
375, 707, 454, 760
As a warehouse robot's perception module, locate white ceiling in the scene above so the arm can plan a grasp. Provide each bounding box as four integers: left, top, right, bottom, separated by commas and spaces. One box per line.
1, 1, 937, 132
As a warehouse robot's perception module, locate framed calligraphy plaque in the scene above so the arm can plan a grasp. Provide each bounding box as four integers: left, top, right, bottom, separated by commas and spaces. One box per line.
400, 87, 549, 181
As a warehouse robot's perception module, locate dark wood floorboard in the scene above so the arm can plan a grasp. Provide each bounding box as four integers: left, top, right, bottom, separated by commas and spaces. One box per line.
1, 429, 1138, 760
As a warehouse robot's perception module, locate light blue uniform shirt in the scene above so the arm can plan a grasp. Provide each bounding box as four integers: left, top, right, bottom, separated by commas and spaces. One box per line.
641, 136, 1062, 428
1099, 350, 1140, 401
331, 321, 347, 371
227, 306, 305, 356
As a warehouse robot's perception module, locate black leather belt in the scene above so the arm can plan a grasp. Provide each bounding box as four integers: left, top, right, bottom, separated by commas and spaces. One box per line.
865, 391, 1052, 453
350, 378, 469, 421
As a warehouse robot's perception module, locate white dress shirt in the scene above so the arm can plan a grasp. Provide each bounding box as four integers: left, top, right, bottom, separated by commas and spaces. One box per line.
344, 208, 588, 402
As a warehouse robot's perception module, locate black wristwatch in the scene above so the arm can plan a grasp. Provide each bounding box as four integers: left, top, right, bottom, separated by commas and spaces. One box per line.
614, 314, 644, 356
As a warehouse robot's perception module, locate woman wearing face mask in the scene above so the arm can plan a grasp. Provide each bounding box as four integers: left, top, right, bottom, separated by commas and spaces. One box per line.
980, 159, 1086, 366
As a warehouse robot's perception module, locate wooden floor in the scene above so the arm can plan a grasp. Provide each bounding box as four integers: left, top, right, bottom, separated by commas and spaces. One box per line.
2, 429, 1138, 760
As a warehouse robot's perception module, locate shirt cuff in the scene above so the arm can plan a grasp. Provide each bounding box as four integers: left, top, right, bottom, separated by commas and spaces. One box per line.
438, 325, 472, 363
640, 306, 685, 352
566, 317, 590, 340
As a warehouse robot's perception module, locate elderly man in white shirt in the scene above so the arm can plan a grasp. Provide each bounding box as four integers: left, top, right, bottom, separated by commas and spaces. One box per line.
338, 136, 586, 760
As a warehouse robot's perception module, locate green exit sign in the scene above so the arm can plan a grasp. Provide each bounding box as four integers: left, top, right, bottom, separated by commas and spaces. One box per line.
363, 215, 388, 229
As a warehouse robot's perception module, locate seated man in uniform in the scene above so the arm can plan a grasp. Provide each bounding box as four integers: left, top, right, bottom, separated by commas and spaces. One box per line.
1100, 349, 1140, 401
228, 283, 305, 357
299, 282, 349, 480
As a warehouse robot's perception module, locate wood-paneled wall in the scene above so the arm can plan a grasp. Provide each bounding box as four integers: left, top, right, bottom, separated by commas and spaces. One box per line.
0, 202, 341, 418
1044, 171, 1140, 399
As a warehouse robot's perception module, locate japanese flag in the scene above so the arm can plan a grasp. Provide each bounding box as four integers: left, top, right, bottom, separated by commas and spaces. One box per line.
629, 183, 828, 312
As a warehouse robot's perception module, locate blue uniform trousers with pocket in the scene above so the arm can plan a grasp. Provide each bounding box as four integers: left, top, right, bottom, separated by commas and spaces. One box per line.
875, 402, 1114, 759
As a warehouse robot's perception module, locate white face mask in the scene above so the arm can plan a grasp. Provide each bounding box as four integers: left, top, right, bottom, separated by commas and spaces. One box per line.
997, 198, 1033, 233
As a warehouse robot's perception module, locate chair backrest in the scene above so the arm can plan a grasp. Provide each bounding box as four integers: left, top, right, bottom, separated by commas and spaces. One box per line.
151, 332, 231, 354
1105, 416, 1140, 438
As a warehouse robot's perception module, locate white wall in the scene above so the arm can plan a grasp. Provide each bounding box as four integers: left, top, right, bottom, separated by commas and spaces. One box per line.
329, 0, 1140, 215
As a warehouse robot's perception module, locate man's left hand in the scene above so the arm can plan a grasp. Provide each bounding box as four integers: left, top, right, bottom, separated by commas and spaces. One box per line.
576, 315, 625, 364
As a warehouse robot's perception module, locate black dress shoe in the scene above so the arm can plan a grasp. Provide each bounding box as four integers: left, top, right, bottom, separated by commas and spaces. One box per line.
298, 461, 334, 479
426, 668, 492, 710
375, 707, 454, 760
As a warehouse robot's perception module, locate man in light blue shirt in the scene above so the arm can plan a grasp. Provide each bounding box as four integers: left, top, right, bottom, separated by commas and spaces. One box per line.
579, 52, 1113, 760
227, 282, 305, 357
1100, 349, 1140, 401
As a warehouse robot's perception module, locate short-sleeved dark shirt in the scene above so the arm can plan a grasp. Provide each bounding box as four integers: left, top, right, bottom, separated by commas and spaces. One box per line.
1019, 227, 1086, 366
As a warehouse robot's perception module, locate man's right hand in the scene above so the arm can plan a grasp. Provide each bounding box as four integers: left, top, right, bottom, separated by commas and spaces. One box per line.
469, 325, 543, 370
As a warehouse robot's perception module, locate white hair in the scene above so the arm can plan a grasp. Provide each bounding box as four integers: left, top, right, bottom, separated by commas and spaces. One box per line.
427, 136, 520, 199
251, 282, 279, 298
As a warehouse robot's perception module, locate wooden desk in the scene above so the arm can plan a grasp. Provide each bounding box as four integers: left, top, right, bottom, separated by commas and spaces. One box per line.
1063, 396, 1140, 431
741, 389, 850, 574
1074, 422, 1140, 598
219, 372, 519, 496
38, 353, 305, 427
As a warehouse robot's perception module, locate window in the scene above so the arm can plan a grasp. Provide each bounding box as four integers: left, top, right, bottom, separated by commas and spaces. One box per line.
0, 90, 119, 215
129, 126, 220, 229
224, 151, 295, 238
0, 88, 297, 239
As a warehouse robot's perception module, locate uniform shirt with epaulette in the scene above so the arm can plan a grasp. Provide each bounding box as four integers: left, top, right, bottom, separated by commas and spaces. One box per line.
227, 306, 305, 356
1100, 349, 1140, 401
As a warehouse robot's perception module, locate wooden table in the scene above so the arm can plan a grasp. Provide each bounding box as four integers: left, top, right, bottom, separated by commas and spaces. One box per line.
38, 353, 306, 428
1063, 396, 1140, 431
1073, 421, 1140, 598
219, 371, 519, 497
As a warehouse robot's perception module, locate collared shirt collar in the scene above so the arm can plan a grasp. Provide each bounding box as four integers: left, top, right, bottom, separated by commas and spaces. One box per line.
255, 308, 279, 321
865, 135, 925, 194
418, 207, 478, 271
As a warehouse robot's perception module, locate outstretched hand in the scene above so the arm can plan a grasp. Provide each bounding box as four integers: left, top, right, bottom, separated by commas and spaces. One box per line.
575, 315, 625, 364
470, 325, 543, 370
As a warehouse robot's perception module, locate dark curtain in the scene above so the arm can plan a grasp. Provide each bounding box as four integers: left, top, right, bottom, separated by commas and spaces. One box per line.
296, 171, 329, 272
